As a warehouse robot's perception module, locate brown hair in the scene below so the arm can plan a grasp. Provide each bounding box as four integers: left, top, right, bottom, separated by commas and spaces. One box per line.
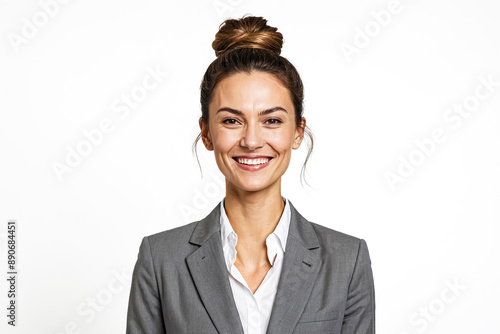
192, 15, 315, 187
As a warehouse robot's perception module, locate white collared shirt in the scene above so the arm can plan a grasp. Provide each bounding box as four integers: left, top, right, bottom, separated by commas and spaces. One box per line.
219, 196, 291, 334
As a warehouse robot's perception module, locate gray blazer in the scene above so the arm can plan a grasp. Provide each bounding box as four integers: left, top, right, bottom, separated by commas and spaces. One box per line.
126, 199, 375, 333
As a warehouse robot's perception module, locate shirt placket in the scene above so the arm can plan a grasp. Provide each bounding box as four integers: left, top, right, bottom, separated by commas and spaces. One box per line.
247, 293, 261, 333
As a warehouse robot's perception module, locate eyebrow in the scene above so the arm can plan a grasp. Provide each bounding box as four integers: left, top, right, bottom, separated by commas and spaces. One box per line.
216, 106, 288, 116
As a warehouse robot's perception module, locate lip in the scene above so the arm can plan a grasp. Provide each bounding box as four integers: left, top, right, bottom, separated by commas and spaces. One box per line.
233, 155, 273, 159
232, 157, 273, 171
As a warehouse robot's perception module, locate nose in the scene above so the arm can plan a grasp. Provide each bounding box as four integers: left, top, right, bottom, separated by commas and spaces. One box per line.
240, 120, 264, 150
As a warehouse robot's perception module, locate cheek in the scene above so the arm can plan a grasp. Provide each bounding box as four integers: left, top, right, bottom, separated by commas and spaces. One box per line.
214, 131, 237, 148
212, 134, 236, 160
266, 130, 295, 151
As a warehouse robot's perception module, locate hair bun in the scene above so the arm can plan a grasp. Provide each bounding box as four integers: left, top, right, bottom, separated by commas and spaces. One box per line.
212, 15, 283, 57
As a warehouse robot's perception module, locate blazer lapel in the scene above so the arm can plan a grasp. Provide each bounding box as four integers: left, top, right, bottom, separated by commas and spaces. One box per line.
266, 200, 322, 334
185, 203, 244, 334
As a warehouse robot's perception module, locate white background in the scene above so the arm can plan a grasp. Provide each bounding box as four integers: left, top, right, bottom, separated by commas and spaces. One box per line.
1, 0, 499, 333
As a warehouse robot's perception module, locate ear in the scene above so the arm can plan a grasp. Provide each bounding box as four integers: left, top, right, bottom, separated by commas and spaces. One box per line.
199, 117, 214, 151
292, 117, 306, 150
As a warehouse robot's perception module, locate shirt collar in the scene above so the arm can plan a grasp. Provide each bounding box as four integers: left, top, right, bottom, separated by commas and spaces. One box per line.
219, 196, 291, 269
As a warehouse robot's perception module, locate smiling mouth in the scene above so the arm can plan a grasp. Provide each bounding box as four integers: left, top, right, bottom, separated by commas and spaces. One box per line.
232, 157, 273, 165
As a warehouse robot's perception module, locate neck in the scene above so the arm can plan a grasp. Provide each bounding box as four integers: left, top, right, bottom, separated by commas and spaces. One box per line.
223, 180, 285, 245
224, 181, 285, 270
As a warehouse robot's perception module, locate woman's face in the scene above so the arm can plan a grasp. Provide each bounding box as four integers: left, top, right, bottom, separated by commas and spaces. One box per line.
200, 71, 305, 193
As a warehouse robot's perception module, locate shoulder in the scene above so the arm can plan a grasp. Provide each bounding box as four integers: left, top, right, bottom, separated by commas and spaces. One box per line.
136, 202, 221, 260
288, 199, 369, 256
140, 220, 201, 257
147, 220, 199, 243
308, 221, 370, 259
305, 222, 373, 282
311, 222, 364, 246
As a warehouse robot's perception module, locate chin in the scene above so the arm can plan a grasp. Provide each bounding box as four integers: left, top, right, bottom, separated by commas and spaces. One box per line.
236, 178, 280, 192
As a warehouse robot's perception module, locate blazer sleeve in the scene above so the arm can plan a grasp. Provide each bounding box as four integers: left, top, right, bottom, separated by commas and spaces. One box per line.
126, 236, 166, 334
341, 239, 375, 334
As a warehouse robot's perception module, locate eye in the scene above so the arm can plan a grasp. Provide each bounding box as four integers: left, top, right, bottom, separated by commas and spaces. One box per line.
222, 118, 238, 125
266, 118, 282, 125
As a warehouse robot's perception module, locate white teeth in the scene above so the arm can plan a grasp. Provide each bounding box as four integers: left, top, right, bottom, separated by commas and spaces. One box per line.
237, 158, 270, 165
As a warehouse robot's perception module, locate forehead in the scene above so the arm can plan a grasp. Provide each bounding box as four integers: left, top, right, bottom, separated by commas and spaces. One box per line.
210, 71, 292, 112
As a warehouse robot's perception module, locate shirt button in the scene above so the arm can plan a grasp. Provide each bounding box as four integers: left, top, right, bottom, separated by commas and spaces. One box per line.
249, 302, 255, 309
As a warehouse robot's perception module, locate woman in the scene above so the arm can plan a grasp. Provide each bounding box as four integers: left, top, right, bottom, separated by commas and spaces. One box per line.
126, 15, 375, 334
